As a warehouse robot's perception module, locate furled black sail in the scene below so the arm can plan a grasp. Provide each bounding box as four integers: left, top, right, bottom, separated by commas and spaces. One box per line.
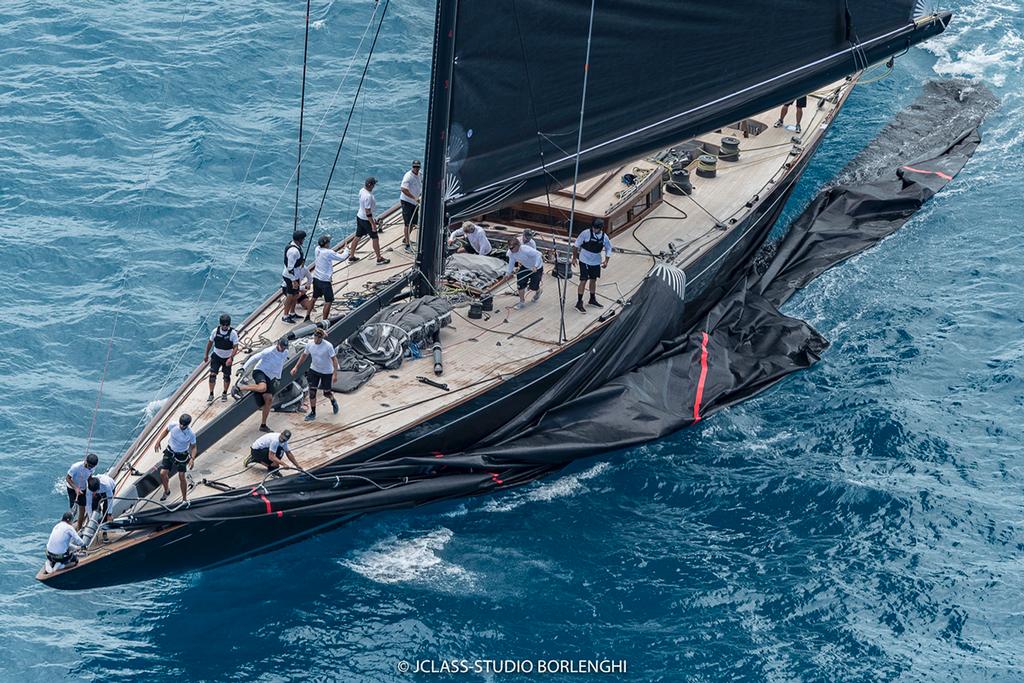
436, 1, 949, 221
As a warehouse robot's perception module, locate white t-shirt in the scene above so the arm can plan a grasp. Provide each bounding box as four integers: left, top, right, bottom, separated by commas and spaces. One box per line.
293, 264, 312, 289
209, 326, 239, 359
282, 241, 303, 278
451, 225, 492, 256
400, 170, 422, 205
253, 346, 289, 380
47, 521, 84, 555
305, 338, 338, 374
67, 461, 95, 490
167, 423, 197, 453
252, 432, 289, 454
357, 187, 377, 220
506, 243, 544, 274
86, 474, 117, 514
314, 245, 349, 282
574, 229, 612, 267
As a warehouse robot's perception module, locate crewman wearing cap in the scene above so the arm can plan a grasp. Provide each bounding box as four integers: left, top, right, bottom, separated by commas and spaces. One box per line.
153, 413, 197, 503
346, 177, 390, 266
65, 453, 99, 529
571, 217, 612, 313
399, 159, 422, 252
246, 429, 299, 474
203, 313, 239, 403
234, 337, 291, 432
281, 229, 307, 323
311, 234, 350, 321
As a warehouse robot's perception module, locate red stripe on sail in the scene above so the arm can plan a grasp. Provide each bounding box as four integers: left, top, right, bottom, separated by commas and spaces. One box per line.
693, 332, 710, 422
901, 165, 953, 181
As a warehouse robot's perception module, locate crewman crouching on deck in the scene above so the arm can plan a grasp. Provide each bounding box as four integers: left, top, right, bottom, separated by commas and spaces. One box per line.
447, 221, 492, 256
234, 337, 290, 433
86, 473, 116, 524
498, 237, 544, 310
65, 453, 98, 530
291, 325, 339, 422
45, 511, 84, 572
246, 429, 299, 475
572, 217, 612, 313
153, 413, 197, 503
203, 313, 239, 403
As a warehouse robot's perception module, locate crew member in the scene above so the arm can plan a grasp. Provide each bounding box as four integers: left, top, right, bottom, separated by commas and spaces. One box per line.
347, 177, 390, 265
498, 237, 544, 310
447, 221, 492, 256
292, 256, 315, 321
399, 159, 421, 251
153, 413, 197, 503
45, 511, 84, 571
281, 229, 307, 323
521, 229, 537, 250
774, 96, 807, 134
291, 326, 340, 422
86, 473, 117, 523
65, 453, 99, 529
311, 234, 349, 321
234, 337, 290, 432
571, 218, 612, 312
203, 313, 239, 403
246, 429, 299, 474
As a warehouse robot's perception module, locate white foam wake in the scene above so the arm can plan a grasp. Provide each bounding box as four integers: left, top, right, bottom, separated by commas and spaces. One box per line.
481, 462, 611, 513
342, 527, 476, 589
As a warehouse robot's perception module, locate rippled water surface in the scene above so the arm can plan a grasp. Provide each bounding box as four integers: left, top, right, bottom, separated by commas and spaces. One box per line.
1, 1, 1022, 681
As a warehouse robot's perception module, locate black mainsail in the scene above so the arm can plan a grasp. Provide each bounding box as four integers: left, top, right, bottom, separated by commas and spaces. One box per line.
416, 0, 950, 286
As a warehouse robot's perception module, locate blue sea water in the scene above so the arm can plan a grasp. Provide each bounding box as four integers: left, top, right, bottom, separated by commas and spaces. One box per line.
1, 1, 1022, 680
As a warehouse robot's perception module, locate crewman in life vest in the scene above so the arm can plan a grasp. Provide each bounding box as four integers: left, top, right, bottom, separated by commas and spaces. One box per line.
45, 511, 84, 572
153, 413, 197, 503
246, 429, 299, 475
65, 453, 99, 530
203, 313, 239, 403
311, 234, 349, 321
571, 218, 612, 313
233, 337, 290, 432
281, 229, 307, 324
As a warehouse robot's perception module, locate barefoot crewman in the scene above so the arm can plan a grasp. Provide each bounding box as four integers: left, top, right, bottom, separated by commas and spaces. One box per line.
247, 429, 299, 474
65, 453, 99, 530
399, 160, 421, 251
203, 313, 239, 403
153, 413, 197, 503
311, 234, 349, 321
571, 218, 612, 312
234, 337, 290, 432
291, 325, 339, 422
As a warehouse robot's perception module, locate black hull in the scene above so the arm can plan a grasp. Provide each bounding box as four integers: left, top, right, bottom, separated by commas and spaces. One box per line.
43, 136, 819, 590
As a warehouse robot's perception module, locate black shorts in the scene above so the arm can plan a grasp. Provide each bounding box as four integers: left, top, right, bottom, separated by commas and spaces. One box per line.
90, 492, 110, 517
67, 486, 85, 508
792, 96, 807, 108
252, 369, 280, 396
312, 278, 335, 303
281, 276, 299, 296
296, 289, 309, 305
401, 201, 418, 228
516, 267, 543, 292
463, 241, 478, 255
160, 448, 189, 474
355, 217, 377, 239
249, 447, 280, 471
579, 262, 601, 281
307, 369, 334, 392
209, 353, 231, 379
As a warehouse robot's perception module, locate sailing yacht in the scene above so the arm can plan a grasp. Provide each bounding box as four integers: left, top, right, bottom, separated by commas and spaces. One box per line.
38, 0, 950, 588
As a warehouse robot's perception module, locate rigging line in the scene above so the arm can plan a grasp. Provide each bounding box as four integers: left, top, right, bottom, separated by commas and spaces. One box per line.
84, 268, 132, 457
559, 0, 598, 343
305, 0, 391, 258
123, 2, 385, 445
294, 0, 313, 231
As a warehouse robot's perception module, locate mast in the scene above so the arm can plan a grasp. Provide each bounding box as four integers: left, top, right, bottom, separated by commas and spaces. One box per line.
415, 0, 459, 296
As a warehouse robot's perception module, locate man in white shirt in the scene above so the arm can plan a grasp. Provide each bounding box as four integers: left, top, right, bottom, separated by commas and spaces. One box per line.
45, 511, 84, 571
448, 221, 492, 256
281, 229, 307, 324
86, 473, 117, 523
521, 229, 537, 250
498, 237, 545, 310
247, 429, 299, 474
153, 413, 197, 503
571, 218, 612, 312
399, 160, 421, 251
291, 326, 340, 422
203, 313, 239, 403
234, 337, 290, 432
65, 453, 99, 529
311, 234, 350, 321
347, 177, 390, 266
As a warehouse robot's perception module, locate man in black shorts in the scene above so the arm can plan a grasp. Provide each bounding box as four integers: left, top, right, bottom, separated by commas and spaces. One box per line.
347, 177, 390, 266
247, 429, 299, 474
399, 160, 421, 252
203, 313, 239, 402
233, 337, 290, 432
774, 95, 807, 134
291, 325, 340, 422
152, 413, 197, 503
571, 218, 612, 312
